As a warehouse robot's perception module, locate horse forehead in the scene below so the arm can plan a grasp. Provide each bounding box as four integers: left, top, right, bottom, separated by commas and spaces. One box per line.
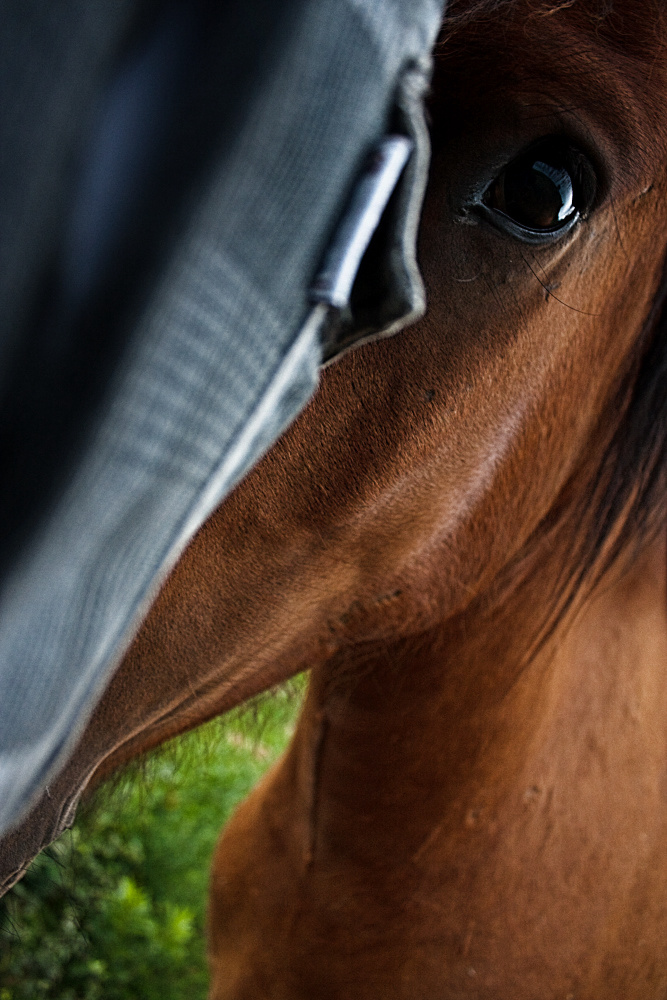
440, 0, 667, 188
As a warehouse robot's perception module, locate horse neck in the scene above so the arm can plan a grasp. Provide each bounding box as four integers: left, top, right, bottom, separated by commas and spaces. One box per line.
289, 525, 667, 866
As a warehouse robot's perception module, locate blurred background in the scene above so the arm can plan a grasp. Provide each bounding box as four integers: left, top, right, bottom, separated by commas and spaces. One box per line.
0, 676, 306, 1000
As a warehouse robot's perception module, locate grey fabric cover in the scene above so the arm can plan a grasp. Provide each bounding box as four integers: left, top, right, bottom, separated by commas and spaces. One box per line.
0, 0, 445, 834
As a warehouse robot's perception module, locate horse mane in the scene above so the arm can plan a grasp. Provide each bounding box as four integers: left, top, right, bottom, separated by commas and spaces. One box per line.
536, 267, 667, 638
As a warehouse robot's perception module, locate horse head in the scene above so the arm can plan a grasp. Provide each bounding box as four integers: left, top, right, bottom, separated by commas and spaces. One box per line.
5, 1, 667, 996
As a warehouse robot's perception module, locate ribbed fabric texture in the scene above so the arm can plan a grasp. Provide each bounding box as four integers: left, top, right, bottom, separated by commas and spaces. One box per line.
0, 0, 445, 834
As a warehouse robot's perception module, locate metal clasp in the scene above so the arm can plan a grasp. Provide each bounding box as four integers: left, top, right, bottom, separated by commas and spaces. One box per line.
310, 135, 413, 311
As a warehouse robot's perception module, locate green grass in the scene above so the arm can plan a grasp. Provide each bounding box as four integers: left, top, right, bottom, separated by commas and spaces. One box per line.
0, 676, 307, 1000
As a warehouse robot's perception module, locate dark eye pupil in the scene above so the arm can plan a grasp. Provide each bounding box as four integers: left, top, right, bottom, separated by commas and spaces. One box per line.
486, 156, 575, 230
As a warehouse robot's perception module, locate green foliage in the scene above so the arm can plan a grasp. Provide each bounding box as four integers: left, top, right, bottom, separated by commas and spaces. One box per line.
0, 677, 306, 1000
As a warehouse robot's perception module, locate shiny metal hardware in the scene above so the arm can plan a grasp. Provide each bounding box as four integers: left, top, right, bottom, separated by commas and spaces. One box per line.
310, 135, 413, 310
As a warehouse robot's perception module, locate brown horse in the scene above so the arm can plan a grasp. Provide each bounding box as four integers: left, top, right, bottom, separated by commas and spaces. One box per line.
5, 0, 667, 996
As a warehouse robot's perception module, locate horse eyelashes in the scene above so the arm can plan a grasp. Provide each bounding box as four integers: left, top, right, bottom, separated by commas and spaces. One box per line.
480, 137, 597, 244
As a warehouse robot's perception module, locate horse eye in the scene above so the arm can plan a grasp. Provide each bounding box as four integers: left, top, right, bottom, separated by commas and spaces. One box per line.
481, 139, 596, 242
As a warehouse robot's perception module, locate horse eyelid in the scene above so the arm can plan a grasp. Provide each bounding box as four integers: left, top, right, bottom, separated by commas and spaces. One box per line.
472, 200, 582, 245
